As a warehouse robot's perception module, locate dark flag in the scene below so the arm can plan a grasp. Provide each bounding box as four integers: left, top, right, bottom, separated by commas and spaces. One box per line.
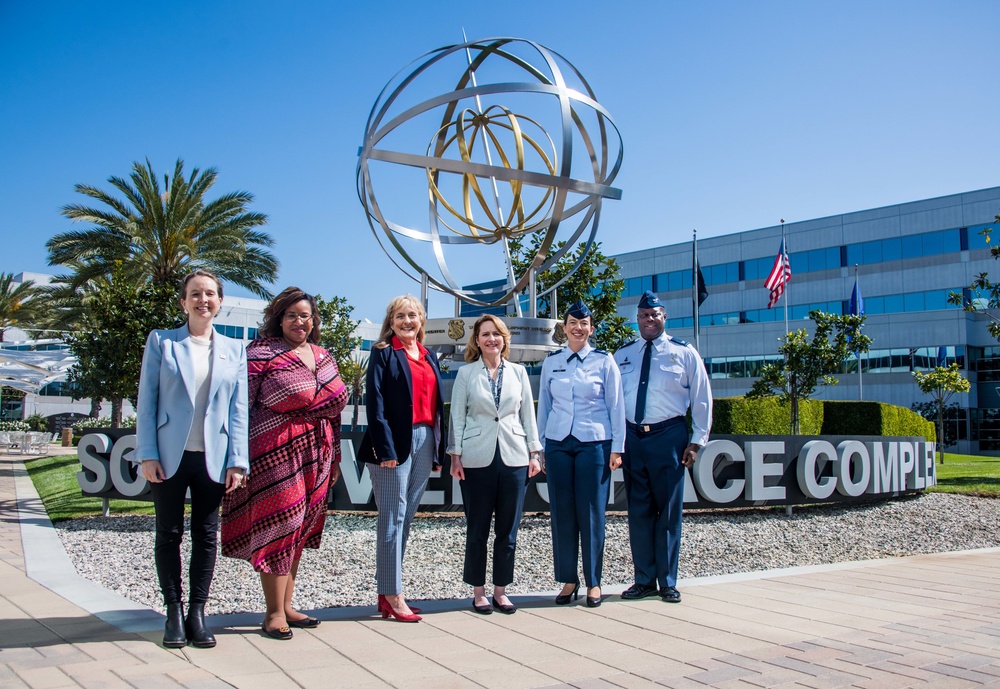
849, 279, 864, 317
695, 261, 709, 306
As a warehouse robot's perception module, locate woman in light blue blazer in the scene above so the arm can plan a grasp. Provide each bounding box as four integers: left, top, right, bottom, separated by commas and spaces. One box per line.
448, 314, 542, 615
135, 270, 249, 649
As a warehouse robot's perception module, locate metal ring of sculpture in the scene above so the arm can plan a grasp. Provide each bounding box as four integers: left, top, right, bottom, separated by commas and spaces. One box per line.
357, 37, 623, 307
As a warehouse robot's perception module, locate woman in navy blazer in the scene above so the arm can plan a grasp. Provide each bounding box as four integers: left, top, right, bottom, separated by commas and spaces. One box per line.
135, 270, 249, 649
448, 314, 542, 615
360, 295, 446, 623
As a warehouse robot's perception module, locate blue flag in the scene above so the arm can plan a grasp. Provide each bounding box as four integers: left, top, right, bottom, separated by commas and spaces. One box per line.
849, 279, 864, 317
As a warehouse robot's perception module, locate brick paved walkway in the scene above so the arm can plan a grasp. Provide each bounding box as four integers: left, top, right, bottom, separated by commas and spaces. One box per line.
2, 451, 998, 688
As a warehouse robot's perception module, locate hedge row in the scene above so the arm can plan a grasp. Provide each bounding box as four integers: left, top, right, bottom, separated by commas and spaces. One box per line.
711, 397, 934, 441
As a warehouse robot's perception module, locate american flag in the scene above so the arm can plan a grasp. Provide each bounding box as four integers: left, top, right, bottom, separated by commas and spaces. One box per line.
765, 239, 791, 309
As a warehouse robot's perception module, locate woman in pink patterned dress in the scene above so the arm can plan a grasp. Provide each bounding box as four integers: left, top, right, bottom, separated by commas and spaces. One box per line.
221, 287, 348, 640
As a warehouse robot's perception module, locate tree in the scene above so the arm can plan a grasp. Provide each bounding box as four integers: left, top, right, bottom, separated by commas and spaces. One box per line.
314, 294, 362, 372
67, 270, 182, 427
509, 235, 633, 353
47, 158, 279, 298
912, 364, 971, 464
339, 353, 368, 431
0, 273, 40, 342
950, 215, 1000, 337
746, 310, 871, 434
911, 400, 962, 456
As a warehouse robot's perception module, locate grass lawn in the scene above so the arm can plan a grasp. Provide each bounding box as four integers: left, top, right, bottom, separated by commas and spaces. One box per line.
22, 453, 156, 522
928, 452, 1000, 498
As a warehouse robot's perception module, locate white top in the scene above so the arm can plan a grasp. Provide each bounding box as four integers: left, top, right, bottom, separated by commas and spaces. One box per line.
614, 332, 713, 447
184, 333, 214, 451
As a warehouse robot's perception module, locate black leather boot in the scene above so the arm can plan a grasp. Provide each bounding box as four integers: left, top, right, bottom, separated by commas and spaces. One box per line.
163, 602, 187, 648
185, 602, 216, 648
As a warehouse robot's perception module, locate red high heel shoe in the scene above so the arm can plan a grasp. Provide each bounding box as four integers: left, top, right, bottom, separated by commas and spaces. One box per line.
377, 595, 421, 622
377, 594, 421, 615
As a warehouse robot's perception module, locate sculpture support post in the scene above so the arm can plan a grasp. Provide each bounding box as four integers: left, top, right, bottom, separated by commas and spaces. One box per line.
529, 270, 537, 318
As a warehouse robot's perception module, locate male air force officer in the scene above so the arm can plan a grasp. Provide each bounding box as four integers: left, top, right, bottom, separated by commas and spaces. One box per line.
614, 290, 712, 603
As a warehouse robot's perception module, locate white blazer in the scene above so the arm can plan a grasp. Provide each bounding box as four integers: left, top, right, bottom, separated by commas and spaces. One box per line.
134, 325, 249, 482
447, 360, 543, 468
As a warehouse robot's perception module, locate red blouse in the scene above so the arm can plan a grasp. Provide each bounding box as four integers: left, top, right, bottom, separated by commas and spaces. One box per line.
392, 336, 439, 427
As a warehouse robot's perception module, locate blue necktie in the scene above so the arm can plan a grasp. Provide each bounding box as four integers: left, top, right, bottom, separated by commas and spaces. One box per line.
634, 340, 652, 424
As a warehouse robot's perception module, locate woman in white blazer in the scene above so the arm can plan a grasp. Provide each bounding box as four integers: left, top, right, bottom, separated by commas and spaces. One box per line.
448, 314, 542, 614
135, 270, 249, 650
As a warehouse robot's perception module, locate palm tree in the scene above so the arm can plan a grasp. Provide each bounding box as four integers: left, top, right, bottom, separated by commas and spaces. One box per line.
340, 353, 369, 431
0, 273, 40, 342
46, 158, 278, 297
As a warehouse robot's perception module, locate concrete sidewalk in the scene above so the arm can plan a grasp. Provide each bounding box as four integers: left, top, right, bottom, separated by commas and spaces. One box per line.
2, 452, 999, 689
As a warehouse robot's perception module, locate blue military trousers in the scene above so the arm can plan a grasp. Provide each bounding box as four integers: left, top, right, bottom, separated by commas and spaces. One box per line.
545, 435, 612, 588
623, 418, 687, 588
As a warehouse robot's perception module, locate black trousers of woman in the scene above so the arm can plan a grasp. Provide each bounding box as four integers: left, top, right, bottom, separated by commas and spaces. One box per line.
460, 444, 528, 587
149, 451, 226, 605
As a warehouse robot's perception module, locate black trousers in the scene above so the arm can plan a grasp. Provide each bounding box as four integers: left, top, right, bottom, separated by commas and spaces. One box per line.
149, 451, 226, 605
460, 445, 528, 587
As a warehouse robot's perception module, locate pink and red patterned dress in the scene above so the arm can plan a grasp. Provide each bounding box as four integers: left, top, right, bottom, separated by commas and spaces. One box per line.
221, 337, 348, 574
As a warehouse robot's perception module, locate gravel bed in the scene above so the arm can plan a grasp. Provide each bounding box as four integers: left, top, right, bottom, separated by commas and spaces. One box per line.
55, 492, 1000, 615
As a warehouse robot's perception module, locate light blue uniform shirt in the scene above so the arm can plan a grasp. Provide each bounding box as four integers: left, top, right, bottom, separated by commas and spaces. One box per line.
614, 332, 713, 447
537, 343, 626, 453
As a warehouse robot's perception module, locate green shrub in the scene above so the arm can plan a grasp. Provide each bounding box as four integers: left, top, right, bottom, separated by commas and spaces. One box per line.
821, 401, 934, 441
72, 416, 137, 431
713, 397, 823, 435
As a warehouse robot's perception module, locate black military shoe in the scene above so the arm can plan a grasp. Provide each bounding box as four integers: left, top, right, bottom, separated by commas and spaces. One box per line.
659, 586, 682, 603
620, 583, 659, 600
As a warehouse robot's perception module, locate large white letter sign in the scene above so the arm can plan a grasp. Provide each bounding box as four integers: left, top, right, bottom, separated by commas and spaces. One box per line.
797, 440, 837, 499
866, 442, 898, 494
745, 441, 786, 501
692, 440, 745, 504
835, 440, 870, 497
77, 434, 113, 494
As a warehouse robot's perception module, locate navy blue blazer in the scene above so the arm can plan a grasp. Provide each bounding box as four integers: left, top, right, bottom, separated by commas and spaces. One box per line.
360, 343, 446, 467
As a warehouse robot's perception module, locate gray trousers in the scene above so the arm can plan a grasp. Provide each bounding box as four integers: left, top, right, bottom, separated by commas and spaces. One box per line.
370, 424, 435, 595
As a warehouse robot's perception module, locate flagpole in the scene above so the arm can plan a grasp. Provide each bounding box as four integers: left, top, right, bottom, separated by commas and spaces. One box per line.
693, 229, 700, 350
856, 264, 863, 401
781, 219, 789, 337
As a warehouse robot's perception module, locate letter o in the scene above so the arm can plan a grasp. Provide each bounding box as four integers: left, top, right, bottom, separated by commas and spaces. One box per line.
836, 441, 870, 497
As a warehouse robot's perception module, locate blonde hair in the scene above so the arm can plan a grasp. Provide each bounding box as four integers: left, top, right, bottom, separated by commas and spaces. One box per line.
464, 314, 511, 362
374, 295, 426, 349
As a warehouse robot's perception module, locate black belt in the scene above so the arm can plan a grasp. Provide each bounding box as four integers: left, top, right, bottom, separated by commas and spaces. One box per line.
627, 417, 685, 435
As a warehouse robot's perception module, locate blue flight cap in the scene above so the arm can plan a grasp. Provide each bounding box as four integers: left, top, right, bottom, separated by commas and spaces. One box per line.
638, 290, 663, 309
566, 300, 592, 320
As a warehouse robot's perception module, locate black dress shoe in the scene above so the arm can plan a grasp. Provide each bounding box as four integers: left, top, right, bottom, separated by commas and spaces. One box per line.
554, 583, 580, 605
287, 616, 320, 629
659, 586, 682, 603
261, 622, 293, 640
620, 583, 659, 600
473, 600, 494, 615
586, 595, 602, 608
163, 602, 187, 648
492, 596, 516, 614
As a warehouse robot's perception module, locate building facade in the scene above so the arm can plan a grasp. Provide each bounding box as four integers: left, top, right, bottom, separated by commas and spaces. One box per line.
611, 186, 1000, 455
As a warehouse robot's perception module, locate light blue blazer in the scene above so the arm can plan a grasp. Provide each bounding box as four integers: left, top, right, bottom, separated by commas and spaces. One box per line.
134, 324, 249, 482
447, 360, 542, 468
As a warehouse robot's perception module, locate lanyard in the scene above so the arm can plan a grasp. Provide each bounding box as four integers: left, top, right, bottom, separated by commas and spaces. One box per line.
485, 360, 504, 409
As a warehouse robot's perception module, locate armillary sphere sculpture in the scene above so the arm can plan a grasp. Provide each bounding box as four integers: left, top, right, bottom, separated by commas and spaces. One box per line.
357, 37, 623, 309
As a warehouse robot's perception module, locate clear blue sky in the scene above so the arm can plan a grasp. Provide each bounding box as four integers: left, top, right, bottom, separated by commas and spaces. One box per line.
2, 0, 998, 320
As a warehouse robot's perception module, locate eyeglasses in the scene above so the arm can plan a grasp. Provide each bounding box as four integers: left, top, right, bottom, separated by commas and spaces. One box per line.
283, 313, 313, 322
